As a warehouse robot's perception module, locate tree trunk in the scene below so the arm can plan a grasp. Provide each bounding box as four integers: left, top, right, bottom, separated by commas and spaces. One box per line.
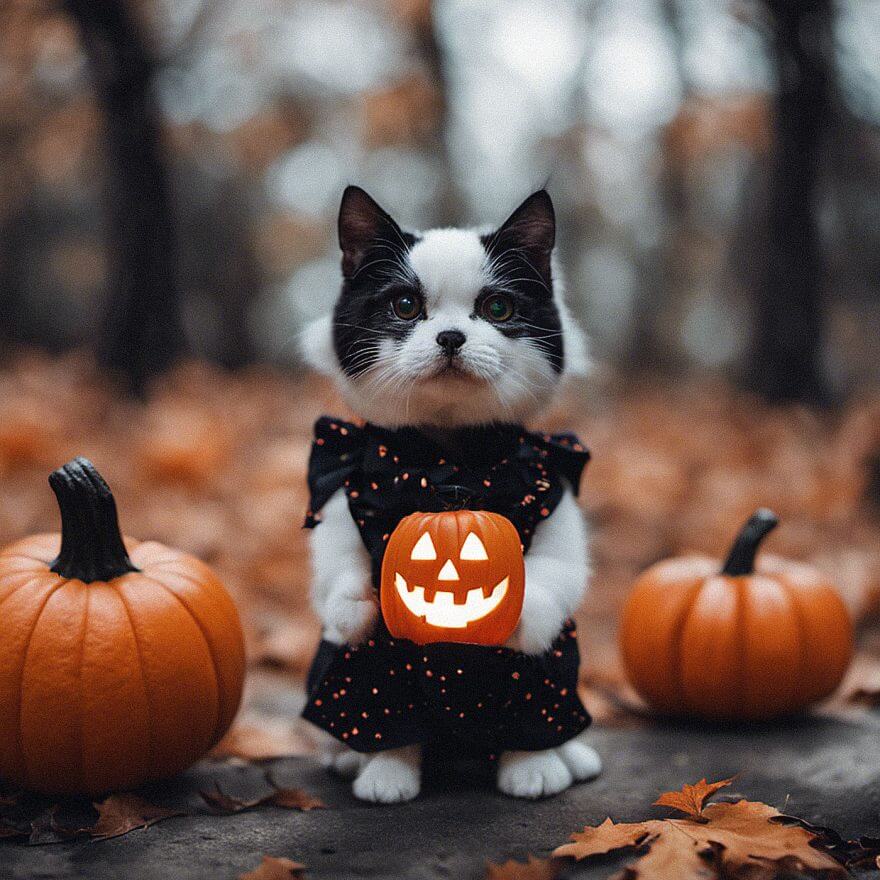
751, 0, 831, 403
64, 0, 184, 393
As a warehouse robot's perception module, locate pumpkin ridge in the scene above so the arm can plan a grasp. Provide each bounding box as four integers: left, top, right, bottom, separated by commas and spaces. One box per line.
135, 571, 223, 744
75, 582, 91, 793
775, 575, 808, 714
16, 578, 69, 789
147, 559, 245, 650
0, 572, 48, 612
0, 551, 58, 567
115, 586, 155, 777
158, 566, 246, 707
670, 578, 707, 712
734, 578, 747, 717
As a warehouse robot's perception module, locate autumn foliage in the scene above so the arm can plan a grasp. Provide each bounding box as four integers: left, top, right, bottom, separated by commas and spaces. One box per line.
554, 778, 846, 880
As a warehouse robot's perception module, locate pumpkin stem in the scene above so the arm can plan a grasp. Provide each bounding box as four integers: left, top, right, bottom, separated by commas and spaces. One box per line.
432, 483, 474, 510
721, 508, 779, 576
49, 457, 139, 582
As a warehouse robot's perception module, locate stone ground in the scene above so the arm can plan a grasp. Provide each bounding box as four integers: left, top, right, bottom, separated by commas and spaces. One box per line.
4, 711, 880, 880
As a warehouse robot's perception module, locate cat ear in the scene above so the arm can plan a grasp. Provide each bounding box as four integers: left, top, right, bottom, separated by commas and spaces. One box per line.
488, 190, 556, 280
338, 185, 405, 278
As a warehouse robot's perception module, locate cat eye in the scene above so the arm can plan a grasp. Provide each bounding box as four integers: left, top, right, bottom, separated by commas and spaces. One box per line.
391, 292, 423, 321
481, 294, 514, 323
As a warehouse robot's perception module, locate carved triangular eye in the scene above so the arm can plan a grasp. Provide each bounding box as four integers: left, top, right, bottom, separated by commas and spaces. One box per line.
410, 532, 437, 560
460, 532, 488, 560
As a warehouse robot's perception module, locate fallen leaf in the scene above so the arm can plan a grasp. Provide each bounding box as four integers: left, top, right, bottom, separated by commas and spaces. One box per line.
238, 855, 307, 879
90, 794, 185, 841
264, 786, 325, 812
554, 817, 657, 861
773, 816, 880, 870
485, 854, 561, 879
28, 805, 80, 845
554, 793, 846, 880
200, 783, 258, 815
653, 776, 734, 821
200, 777, 325, 816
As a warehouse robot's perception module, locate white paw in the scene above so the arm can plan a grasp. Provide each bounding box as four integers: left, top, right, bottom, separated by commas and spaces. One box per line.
352, 746, 421, 804
507, 592, 564, 655
497, 749, 574, 799
556, 738, 602, 782
332, 747, 365, 779
323, 594, 378, 645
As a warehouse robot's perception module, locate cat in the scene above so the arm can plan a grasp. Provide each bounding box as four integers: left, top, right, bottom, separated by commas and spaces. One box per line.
300, 185, 601, 802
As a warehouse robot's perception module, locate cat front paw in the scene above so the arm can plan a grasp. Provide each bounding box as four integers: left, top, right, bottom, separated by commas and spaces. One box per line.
497, 749, 573, 799
510, 612, 562, 655
352, 746, 421, 804
323, 594, 378, 645
556, 738, 602, 781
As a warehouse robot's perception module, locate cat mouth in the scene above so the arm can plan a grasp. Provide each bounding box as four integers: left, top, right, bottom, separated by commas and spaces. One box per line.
394, 572, 508, 628
426, 362, 485, 383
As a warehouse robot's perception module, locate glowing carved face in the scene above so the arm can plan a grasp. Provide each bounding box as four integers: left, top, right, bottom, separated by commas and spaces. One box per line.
380, 510, 525, 645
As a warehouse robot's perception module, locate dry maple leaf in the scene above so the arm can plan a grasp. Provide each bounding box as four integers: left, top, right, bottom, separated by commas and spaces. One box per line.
653, 777, 734, 821
485, 854, 561, 879
90, 794, 185, 841
238, 855, 307, 880
555, 799, 846, 880
200, 778, 325, 815
772, 816, 880, 870
200, 783, 258, 815
554, 817, 658, 861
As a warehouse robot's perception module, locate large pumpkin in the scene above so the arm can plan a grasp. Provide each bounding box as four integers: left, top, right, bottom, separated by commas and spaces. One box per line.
620, 509, 853, 721
380, 510, 525, 645
0, 458, 245, 796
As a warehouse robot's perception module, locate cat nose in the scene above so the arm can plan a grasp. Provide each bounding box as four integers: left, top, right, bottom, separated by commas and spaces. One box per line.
436, 330, 466, 356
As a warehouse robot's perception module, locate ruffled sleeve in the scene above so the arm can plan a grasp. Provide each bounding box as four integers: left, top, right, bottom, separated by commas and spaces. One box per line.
304, 417, 365, 528
542, 432, 590, 496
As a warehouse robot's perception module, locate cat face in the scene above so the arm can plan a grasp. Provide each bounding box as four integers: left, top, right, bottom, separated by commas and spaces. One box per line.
301, 186, 587, 428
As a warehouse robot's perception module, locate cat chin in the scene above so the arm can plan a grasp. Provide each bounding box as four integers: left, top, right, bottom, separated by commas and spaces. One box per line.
337, 375, 554, 430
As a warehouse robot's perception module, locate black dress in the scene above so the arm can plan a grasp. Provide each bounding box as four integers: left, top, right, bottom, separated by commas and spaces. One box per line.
301, 416, 592, 756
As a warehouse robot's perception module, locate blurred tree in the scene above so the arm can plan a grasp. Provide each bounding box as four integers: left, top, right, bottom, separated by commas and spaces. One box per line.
751, 0, 832, 403
626, 0, 687, 373
63, 0, 184, 392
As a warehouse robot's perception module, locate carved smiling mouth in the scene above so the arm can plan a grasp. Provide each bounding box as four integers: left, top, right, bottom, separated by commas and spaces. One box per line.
394, 573, 509, 629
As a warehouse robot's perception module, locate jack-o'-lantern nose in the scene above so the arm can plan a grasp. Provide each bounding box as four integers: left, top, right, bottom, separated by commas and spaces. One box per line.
437, 559, 460, 581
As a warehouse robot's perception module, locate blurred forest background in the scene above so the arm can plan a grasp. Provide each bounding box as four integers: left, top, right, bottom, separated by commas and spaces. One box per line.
2, 0, 880, 392
0, 0, 879, 752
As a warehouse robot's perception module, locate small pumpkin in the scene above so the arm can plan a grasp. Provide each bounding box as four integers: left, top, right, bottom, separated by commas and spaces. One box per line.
0, 458, 245, 796
380, 510, 525, 646
620, 508, 853, 721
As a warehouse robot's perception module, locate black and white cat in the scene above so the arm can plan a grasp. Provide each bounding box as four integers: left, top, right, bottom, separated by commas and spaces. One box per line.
301, 186, 600, 802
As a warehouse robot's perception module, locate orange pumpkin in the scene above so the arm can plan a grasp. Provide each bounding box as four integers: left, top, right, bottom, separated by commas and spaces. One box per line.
620, 509, 853, 721
0, 457, 245, 796
380, 510, 525, 646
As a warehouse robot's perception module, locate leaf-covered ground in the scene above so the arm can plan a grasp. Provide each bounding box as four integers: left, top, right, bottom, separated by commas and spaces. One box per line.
4, 720, 880, 879
2, 351, 880, 878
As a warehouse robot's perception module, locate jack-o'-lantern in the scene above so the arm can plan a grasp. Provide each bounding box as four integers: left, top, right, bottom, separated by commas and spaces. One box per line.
380, 510, 525, 645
